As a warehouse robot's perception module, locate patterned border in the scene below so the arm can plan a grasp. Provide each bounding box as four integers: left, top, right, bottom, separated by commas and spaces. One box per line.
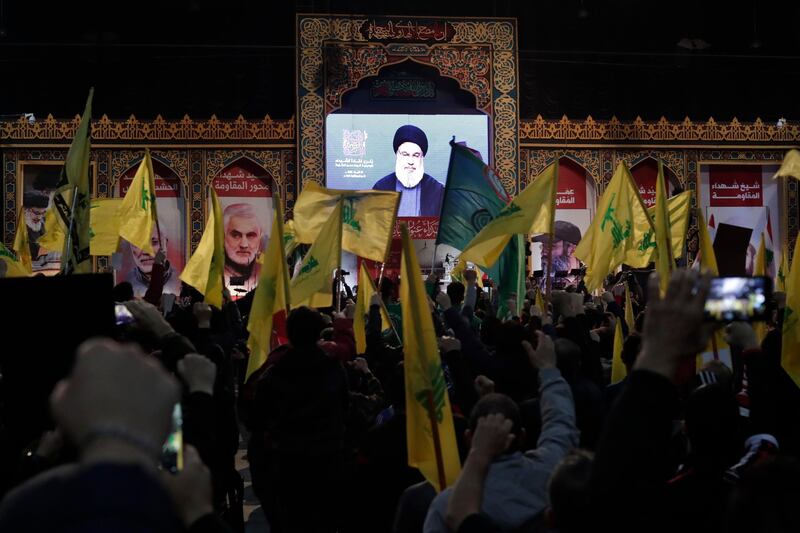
297, 15, 520, 193
1, 115, 294, 142
520, 116, 800, 144
4, 115, 799, 145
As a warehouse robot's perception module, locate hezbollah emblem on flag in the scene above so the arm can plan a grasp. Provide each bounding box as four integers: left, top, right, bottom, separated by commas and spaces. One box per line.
343, 198, 362, 233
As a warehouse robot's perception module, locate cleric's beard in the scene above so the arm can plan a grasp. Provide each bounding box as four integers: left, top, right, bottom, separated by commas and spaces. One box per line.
25, 210, 43, 232
395, 159, 425, 188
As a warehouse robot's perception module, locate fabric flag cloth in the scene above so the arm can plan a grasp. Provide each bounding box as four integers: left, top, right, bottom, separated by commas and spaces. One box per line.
781, 233, 800, 388
400, 223, 461, 492
774, 149, 800, 181
283, 219, 299, 257
450, 259, 484, 289
37, 204, 66, 254
575, 162, 653, 291
293, 182, 399, 262
753, 233, 768, 345
695, 208, 730, 369
624, 284, 635, 333
764, 208, 776, 279
246, 194, 291, 380
45, 89, 94, 274
653, 161, 673, 295
13, 207, 33, 275
778, 242, 789, 292
89, 198, 123, 256
118, 149, 159, 254
436, 141, 511, 252
436, 142, 527, 318
633, 191, 693, 267
0, 242, 30, 278
180, 189, 225, 309
610, 318, 626, 384
291, 199, 343, 309
459, 162, 558, 270
535, 285, 547, 316
354, 262, 394, 355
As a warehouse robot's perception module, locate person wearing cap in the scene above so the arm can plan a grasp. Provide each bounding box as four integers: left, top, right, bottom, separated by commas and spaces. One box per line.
373, 124, 444, 217
533, 220, 582, 274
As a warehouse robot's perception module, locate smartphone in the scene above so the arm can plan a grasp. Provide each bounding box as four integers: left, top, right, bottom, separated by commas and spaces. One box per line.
114, 304, 136, 326
703, 276, 772, 322
160, 403, 183, 473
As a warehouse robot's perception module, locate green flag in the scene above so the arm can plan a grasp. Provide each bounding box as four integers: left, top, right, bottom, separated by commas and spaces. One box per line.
436, 141, 521, 314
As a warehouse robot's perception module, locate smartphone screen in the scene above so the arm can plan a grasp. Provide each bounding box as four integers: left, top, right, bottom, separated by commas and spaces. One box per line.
160, 403, 183, 473
114, 304, 136, 326
703, 276, 772, 322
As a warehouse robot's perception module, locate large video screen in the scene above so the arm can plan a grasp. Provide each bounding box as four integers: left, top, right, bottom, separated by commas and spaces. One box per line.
325, 113, 490, 217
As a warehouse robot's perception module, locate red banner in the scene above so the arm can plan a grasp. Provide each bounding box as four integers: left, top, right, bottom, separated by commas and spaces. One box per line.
556, 163, 587, 209
631, 161, 658, 208
709, 165, 762, 207
213, 165, 272, 198
120, 173, 181, 198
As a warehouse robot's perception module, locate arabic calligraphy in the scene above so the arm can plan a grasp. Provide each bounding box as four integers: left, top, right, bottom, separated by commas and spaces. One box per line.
709, 172, 763, 206
361, 19, 453, 42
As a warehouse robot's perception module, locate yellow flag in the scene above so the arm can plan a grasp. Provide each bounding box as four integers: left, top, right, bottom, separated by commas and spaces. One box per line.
460, 162, 558, 269
0, 243, 30, 278
535, 285, 547, 315
246, 194, 291, 380
781, 233, 800, 388
778, 242, 789, 292
13, 207, 33, 275
575, 162, 652, 291
291, 199, 342, 309
624, 284, 635, 333
118, 149, 159, 254
694, 209, 730, 370
400, 224, 461, 492
180, 189, 225, 308
37, 203, 65, 253
283, 219, 299, 257
48, 89, 94, 274
628, 191, 692, 268
654, 161, 673, 295
89, 198, 123, 256
610, 318, 626, 384
293, 182, 399, 262
696, 209, 719, 276
450, 260, 484, 289
753, 233, 768, 344
354, 262, 393, 354
774, 149, 800, 181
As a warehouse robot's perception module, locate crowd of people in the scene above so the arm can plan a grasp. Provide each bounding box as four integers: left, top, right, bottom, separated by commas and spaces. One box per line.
1, 263, 799, 533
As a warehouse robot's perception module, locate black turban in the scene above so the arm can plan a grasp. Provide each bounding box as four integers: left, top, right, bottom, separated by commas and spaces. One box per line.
23, 192, 49, 208
392, 125, 428, 156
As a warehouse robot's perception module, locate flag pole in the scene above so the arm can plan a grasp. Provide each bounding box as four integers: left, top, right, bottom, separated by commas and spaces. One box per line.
60, 185, 79, 274
425, 389, 447, 491
378, 262, 386, 285
711, 332, 720, 361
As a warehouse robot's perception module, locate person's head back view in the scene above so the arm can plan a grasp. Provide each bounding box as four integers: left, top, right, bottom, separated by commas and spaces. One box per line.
469, 393, 524, 453
286, 306, 325, 351
547, 449, 595, 533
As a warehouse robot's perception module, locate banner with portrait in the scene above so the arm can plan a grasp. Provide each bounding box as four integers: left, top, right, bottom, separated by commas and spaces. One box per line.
699, 163, 782, 277
212, 160, 273, 299
115, 161, 186, 298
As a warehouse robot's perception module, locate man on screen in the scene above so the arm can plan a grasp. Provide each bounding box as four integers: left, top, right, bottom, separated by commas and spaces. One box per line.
373, 124, 444, 217
223, 203, 263, 297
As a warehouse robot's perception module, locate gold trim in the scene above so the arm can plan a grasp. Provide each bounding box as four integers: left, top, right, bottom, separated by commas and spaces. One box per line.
1, 115, 295, 142
519, 116, 800, 144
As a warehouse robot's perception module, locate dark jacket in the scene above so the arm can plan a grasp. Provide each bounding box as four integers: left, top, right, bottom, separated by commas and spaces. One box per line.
373, 173, 444, 217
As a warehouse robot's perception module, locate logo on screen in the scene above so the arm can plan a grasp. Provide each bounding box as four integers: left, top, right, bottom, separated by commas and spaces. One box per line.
342, 129, 368, 157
